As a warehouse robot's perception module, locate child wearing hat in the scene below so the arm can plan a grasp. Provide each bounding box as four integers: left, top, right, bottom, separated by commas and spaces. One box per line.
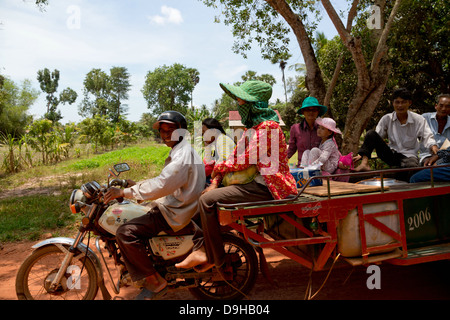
301, 117, 343, 175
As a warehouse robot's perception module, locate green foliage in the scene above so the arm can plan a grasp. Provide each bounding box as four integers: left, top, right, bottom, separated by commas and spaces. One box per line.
316, 35, 356, 129
202, 0, 320, 62
26, 119, 54, 164
141, 63, 199, 116
79, 67, 131, 122
37, 68, 77, 122
0, 141, 170, 242
109, 66, 131, 122
0, 193, 75, 242
387, 0, 450, 108
68, 144, 170, 170
0, 77, 38, 137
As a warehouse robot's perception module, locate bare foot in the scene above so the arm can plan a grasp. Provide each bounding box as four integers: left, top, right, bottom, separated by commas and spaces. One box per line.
175, 247, 208, 269
353, 163, 371, 172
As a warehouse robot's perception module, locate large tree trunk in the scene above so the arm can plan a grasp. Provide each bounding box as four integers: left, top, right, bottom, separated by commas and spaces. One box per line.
342, 59, 392, 153
321, 0, 402, 154
265, 0, 327, 103
265, 0, 402, 154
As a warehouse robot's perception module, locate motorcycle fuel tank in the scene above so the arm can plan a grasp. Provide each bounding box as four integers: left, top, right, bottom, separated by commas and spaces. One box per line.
98, 201, 148, 235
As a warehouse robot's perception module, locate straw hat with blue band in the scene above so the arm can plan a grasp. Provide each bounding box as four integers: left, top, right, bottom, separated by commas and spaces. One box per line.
297, 96, 328, 117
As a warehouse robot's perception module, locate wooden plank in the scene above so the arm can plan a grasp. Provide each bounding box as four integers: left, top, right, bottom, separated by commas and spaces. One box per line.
303, 180, 389, 197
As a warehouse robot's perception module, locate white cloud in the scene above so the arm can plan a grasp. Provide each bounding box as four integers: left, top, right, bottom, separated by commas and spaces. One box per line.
148, 6, 183, 25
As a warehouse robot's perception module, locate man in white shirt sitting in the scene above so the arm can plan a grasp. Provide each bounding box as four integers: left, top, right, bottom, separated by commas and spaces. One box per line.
354, 88, 438, 172
104, 111, 205, 300
419, 94, 450, 164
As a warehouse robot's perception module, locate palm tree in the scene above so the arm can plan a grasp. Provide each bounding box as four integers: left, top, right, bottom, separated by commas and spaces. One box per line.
279, 61, 287, 105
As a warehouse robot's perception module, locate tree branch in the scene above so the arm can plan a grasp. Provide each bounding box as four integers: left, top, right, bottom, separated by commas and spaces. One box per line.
371, 0, 402, 72
321, 0, 370, 91
265, 0, 326, 101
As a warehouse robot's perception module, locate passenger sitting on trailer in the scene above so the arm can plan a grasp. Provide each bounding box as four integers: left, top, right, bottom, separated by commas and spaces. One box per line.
175, 80, 298, 272
410, 146, 450, 182
418, 94, 450, 165
353, 88, 439, 172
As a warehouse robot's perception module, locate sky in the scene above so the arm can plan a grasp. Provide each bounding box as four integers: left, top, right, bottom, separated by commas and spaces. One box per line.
0, 0, 343, 124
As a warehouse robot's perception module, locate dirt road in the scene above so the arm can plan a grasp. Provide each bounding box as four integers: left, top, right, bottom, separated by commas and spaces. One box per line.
1, 240, 449, 301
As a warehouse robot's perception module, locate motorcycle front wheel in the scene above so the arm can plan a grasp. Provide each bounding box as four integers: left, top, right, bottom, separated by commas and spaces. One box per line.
16, 245, 99, 300
189, 233, 258, 300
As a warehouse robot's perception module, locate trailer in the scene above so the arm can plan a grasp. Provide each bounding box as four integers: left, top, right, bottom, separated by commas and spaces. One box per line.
216, 165, 450, 296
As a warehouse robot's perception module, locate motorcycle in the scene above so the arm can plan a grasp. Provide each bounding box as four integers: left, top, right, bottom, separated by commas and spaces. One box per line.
15, 163, 258, 300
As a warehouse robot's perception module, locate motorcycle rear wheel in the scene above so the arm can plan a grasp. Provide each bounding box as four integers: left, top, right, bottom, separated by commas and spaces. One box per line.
189, 233, 258, 300
16, 245, 99, 300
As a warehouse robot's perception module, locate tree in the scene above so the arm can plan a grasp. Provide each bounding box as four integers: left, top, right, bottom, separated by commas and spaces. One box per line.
387, 0, 449, 108
79, 68, 111, 118
141, 63, 199, 116
188, 68, 200, 109
79, 67, 131, 122
37, 68, 78, 122
109, 66, 131, 122
279, 60, 288, 105
0, 77, 38, 137
202, 0, 404, 153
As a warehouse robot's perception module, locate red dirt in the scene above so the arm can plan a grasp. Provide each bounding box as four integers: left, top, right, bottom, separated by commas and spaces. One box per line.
1, 239, 449, 301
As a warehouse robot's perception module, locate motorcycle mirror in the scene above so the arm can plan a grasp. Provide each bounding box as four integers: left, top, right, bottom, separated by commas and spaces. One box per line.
113, 163, 130, 174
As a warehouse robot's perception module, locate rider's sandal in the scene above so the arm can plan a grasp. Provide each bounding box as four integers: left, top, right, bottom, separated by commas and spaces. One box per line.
135, 286, 168, 300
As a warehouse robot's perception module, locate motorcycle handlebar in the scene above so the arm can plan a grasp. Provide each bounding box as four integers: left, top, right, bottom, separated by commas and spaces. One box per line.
109, 178, 128, 188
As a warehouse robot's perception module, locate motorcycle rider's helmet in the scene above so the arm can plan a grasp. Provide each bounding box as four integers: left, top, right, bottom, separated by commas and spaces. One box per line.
153, 110, 188, 130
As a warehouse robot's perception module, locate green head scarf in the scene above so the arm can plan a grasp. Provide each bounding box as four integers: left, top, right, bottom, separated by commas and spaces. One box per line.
220, 80, 280, 128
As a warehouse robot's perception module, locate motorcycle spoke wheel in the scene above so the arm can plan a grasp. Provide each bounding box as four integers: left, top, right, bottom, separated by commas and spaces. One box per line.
189, 233, 258, 300
16, 245, 98, 300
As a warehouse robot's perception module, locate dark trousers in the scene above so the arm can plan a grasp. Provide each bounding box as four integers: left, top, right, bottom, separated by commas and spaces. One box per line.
410, 167, 450, 183
358, 130, 419, 168
116, 207, 192, 281
193, 180, 273, 267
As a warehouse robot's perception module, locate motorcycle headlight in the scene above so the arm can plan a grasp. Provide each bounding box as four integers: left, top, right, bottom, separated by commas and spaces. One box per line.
69, 189, 86, 214
81, 181, 101, 200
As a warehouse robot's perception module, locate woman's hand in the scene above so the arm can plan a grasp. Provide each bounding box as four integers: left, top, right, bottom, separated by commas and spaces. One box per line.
202, 183, 218, 195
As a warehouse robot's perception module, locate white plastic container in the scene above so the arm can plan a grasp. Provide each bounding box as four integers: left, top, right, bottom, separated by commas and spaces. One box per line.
337, 201, 399, 257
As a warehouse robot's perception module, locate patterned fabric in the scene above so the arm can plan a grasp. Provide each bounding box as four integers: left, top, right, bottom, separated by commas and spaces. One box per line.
238, 101, 280, 129
212, 120, 298, 200
437, 146, 450, 165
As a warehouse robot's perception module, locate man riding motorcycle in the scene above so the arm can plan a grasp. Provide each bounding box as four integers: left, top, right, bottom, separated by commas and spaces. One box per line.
104, 111, 205, 300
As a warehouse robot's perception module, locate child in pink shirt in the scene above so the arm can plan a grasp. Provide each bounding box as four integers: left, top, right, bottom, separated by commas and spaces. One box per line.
301, 117, 342, 174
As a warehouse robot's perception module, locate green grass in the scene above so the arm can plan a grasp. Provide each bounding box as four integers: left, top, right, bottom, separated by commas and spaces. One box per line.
66, 144, 170, 170
0, 141, 170, 242
0, 193, 76, 242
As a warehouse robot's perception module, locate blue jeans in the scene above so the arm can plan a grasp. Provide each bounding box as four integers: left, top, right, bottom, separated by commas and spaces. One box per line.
409, 167, 450, 183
